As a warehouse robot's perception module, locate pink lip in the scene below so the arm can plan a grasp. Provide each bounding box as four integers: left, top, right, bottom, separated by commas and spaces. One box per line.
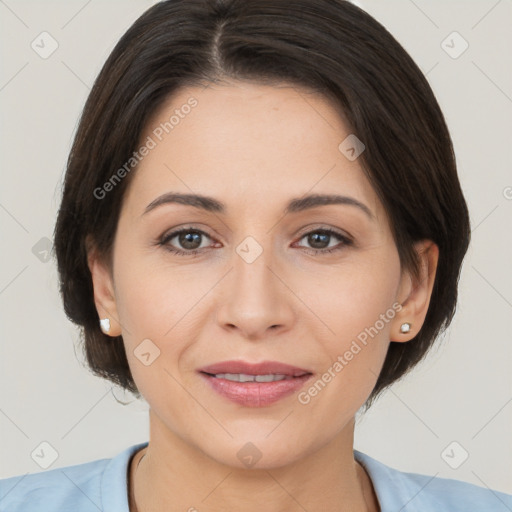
197, 360, 313, 407
197, 360, 311, 377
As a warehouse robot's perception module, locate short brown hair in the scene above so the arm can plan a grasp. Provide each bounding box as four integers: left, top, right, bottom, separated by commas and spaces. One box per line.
53, 0, 471, 407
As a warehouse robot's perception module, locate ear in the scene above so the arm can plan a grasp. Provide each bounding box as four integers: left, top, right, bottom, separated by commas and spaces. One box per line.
86, 235, 122, 337
391, 239, 439, 342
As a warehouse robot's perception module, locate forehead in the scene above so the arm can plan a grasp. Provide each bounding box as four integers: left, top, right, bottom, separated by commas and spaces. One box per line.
122, 81, 384, 222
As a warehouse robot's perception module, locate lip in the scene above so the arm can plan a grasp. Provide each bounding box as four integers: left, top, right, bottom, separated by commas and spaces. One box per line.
197, 360, 311, 377
197, 360, 314, 407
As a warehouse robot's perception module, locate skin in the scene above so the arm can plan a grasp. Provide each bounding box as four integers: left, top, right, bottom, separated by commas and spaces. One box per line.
88, 80, 439, 512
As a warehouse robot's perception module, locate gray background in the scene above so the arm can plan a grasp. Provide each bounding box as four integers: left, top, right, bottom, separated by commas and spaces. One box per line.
1, 0, 511, 495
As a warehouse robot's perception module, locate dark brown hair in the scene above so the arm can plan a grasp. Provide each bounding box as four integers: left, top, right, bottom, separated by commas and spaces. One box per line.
53, 0, 471, 407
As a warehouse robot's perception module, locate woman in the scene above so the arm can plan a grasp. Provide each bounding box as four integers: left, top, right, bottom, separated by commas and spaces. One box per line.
1, 0, 510, 510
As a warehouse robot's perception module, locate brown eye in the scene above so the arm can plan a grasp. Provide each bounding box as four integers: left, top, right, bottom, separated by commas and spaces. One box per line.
159, 228, 213, 256
295, 229, 353, 255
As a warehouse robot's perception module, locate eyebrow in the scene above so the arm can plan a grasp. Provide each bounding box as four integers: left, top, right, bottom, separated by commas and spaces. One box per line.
143, 192, 375, 221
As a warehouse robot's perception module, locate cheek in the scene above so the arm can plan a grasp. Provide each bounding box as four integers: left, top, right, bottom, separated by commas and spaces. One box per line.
113, 241, 209, 337
112, 252, 219, 395
305, 248, 401, 343
302, 251, 401, 401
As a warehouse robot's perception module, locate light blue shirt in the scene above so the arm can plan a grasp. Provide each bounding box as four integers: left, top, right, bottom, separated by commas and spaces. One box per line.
1, 441, 511, 511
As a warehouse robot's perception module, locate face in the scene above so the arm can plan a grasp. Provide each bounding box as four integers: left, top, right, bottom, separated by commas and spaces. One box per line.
90, 80, 436, 469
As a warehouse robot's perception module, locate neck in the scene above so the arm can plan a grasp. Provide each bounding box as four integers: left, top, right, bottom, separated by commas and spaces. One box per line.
129, 412, 379, 512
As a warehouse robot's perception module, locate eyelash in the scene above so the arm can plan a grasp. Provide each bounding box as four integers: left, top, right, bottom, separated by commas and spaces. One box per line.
157, 226, 353, 257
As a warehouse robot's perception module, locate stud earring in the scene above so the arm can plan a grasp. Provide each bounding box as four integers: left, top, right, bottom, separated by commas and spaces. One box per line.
400, 322, 411, 334
100, 318, 111, 334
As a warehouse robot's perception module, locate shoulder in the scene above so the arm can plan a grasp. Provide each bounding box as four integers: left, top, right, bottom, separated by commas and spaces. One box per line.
0, 442, 147, 512
0, 458, 108, 512
354, 450, 512, 511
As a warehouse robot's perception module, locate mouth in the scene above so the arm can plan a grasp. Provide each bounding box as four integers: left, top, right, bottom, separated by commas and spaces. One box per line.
197, 360, 312, 377
200, 372, 306, 382
197, 360, 314, 407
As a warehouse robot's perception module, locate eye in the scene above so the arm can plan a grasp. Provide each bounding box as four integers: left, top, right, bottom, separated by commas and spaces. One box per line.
294, 228, 353, 255
158, 227, 215, 256
157, 226, 353, 257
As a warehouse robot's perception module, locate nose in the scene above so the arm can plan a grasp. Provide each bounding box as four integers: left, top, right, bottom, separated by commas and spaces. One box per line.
215, 241, 295, 340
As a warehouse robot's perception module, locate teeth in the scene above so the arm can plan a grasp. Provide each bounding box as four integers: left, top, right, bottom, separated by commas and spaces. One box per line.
213, 373, 290, 382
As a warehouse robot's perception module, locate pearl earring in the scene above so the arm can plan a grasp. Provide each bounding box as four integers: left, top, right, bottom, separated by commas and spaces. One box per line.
100, 318, 111, 334
400, 322, 411, 333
